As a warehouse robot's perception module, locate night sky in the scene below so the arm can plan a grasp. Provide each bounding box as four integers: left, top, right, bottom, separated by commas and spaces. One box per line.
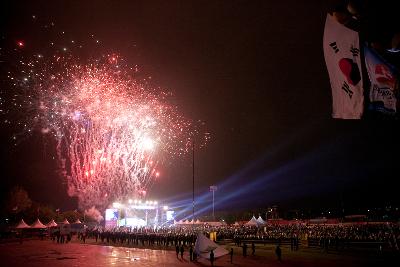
0, 0, 399, 213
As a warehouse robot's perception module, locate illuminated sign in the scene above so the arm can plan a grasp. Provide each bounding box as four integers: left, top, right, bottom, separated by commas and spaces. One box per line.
166, 210, 174, 221
105, 208, 119, 228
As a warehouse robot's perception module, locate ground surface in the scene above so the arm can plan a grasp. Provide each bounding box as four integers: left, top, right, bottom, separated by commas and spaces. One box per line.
0, 238, 397, 267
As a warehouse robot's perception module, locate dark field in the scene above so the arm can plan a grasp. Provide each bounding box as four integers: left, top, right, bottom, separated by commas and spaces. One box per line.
0, 238, 398, 267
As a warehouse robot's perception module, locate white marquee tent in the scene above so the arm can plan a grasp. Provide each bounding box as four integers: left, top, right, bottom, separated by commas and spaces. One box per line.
256, 216, 266, 225
30, 218, 47, 229
245, 216, 260, 226
46, 219, 58, 227
15, 219, 30, 229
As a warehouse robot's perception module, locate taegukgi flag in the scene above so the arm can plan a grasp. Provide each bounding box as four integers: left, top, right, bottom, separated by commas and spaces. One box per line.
323, 14, 363, 119
364, 45, 398, 114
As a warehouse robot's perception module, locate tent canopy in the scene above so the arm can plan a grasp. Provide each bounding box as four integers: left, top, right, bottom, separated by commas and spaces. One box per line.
15, 219, 30, 229
245, 216, 260, 226
46, 219, 58, 227
256, 216, 266, 225
30, 218, 47, 229
62, 218, 70, 224
194, 233, 229, 260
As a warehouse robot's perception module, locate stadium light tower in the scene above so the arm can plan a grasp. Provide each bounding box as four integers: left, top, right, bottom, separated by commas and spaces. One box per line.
210, 185, 218, 221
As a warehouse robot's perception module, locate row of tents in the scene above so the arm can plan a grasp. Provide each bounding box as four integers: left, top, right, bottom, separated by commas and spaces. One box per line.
15, 218, 82, 229
243, 215, 266, 226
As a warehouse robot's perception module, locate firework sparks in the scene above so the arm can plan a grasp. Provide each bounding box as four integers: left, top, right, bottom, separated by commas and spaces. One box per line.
1, 33, 209, 209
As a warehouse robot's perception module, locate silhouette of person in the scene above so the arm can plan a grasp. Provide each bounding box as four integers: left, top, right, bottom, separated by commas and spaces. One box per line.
275, 245, 282, 261
210, 249, 215, 266
180, 245, 184, 259
189, 245, 193, 261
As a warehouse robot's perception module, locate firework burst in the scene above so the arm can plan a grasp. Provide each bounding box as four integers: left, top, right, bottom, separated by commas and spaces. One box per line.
1, 39, 209, 209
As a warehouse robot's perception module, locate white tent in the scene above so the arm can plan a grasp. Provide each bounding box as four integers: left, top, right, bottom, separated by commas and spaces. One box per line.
46, 219, 58, 227
256, 216, 266, 225
74, 219, 82, 224
15, 219, 30, 229
194, 233, 229, 260
30, 218, 47, 229
61, 218, 70, 224
245, 216, 259, 226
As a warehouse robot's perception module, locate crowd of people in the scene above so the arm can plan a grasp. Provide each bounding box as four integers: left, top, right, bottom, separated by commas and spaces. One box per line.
77, 222, 399, 253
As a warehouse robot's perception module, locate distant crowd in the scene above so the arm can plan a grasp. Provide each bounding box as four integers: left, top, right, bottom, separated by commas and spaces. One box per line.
75, 223, 399, 252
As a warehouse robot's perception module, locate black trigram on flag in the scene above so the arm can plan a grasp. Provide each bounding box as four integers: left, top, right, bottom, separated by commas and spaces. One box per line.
342, 81, 353, 98
350, 46, 359, 56
329, 42, 339, 53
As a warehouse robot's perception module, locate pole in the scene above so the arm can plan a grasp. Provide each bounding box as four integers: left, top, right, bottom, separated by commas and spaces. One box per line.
192, 138, 195, 225
209, 185, 217, 221
212, 189, 215, 220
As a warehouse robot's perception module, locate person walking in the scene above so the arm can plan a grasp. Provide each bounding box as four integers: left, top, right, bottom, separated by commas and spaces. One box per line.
251, 242, 255, 255
230, 248, 233, 263
210, 249, 215, 267
176, 244, 180, 258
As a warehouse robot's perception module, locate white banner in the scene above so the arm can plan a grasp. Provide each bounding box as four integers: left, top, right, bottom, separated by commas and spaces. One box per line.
323, 14, 363, 119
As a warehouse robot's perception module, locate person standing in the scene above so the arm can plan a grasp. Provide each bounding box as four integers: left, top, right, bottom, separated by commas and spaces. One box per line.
230, 248, 233, 263
180, 244, 184, 260
176, 244, 180, 258
251, 242, 255, 255
275, 245, 282, 262
210, 249, 215, 267
291, 237, 294, 251
243, 243, 247, 257
189, 245, 193, 261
